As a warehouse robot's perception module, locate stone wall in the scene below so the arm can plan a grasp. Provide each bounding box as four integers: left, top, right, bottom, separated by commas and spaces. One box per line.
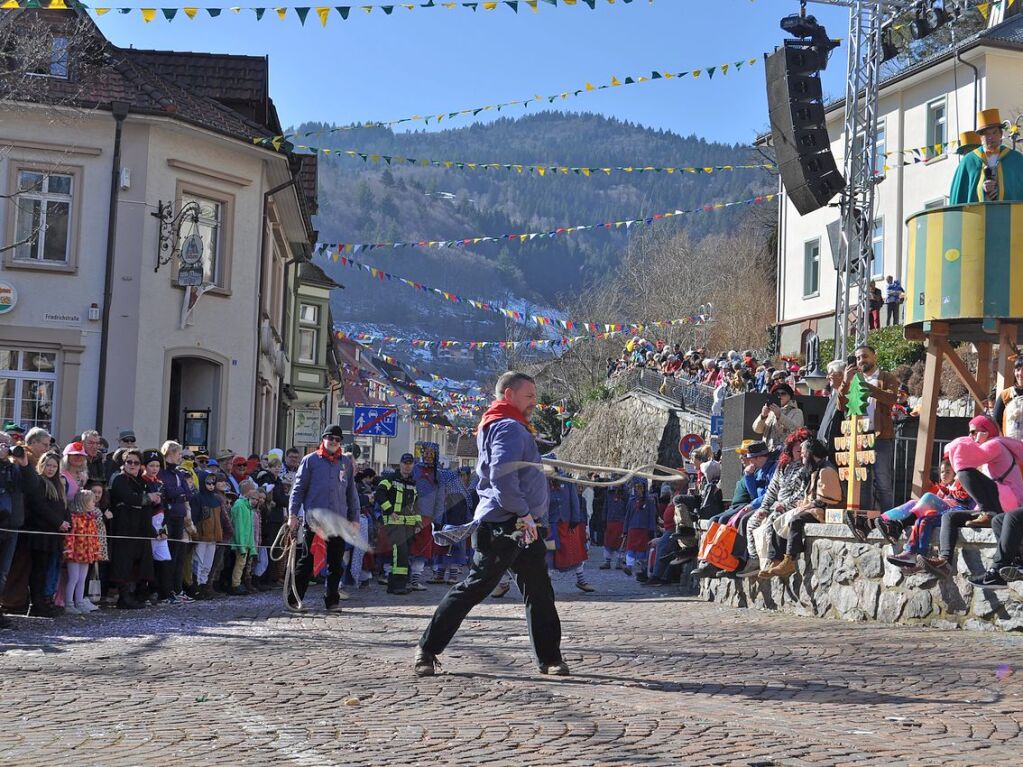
559, 391, 708, 470
699, 524, 1023, 632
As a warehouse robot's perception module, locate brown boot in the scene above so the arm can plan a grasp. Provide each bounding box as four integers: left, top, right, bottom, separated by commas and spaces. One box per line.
965, 512, 993, 528
773, 555, 797, 579
757, 560, 782, 579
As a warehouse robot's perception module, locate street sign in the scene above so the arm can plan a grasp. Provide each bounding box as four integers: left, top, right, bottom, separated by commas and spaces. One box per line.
710, 415, 724, 437
353, 406, 398, 438
678, 433, 705, 460
177, 263, 204, 287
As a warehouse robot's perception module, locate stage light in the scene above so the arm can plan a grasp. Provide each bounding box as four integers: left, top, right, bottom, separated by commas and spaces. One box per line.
881, 29, 900, 62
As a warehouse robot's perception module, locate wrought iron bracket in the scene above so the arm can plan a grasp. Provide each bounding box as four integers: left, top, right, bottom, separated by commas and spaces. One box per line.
152, 199, 202, 273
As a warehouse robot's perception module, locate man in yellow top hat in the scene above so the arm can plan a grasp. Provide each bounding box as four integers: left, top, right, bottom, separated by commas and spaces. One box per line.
949, 109, 1023, 204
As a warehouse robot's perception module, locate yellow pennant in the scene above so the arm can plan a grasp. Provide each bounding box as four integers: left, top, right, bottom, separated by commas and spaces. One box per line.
47, 0, 68, 8
141, 8, 156, 22
611, 76, 621, 86
94, 6, 110, 12
483, 1, 498, 8
276, 7, 287, 18
183, 7, 197, 17
316, 6, 330, 25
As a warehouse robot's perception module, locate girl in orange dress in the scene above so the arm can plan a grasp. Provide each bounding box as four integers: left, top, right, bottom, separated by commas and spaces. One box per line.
64, 490, 102, 614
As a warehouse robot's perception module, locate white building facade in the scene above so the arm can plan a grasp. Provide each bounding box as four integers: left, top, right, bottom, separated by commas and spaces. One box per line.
774, 17, 1023, 355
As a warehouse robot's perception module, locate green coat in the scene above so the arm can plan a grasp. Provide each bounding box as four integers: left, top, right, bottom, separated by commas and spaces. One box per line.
230, 498, 257, 555
949, 147, 1023, 204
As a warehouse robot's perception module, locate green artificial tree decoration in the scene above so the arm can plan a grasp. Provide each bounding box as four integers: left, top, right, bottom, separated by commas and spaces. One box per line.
846, 372, 870, 417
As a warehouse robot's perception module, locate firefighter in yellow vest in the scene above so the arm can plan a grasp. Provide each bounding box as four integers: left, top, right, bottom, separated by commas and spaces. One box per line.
378, 453, 420, 595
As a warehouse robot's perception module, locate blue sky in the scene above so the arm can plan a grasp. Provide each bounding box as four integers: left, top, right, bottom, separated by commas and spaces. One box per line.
93, 0, 851, 146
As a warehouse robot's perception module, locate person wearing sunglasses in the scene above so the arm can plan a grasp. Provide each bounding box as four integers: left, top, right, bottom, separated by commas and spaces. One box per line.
287, 425, 361, 612
107, 448, 159, 609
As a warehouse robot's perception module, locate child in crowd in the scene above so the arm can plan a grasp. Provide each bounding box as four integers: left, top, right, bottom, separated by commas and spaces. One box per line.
881, 459, 975, 571
230, 479, 258, 596
142, 451, 174, 605
63, 490, 103, 614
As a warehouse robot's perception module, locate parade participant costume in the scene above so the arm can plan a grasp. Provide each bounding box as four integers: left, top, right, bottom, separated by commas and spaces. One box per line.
600, 486, 627, 569
377, 457, 419, 595
410, 441, 445, 591
431, 468, 475, 584
623, 478, 657, 581
544, 454, 593, 592
949, 109, 1023, 204
944, 415, 1023, 514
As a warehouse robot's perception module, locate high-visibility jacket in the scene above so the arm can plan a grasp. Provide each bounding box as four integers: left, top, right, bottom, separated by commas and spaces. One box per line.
378, 474, 420, 525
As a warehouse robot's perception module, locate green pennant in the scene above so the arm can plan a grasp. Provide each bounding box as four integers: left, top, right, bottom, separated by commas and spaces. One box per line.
504, 1, 518, 11
24, 0, 40, 7
540, 0, 555, 5
383, 156, 392, 164
337, 5, 350, 18
162, 8, 176, 19
254, 7, 265, 18
734, 61, 743, 70
381, 4, 393, 13
581, 0, 595, 7
295, 6, 310, 23
207, 7, 221, 16
465, 2, 478, 9
706, 66, 716, 79
623, 76, 635, 84
650, 71, 662, 79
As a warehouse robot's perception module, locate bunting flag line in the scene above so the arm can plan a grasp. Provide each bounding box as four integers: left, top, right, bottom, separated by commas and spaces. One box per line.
323, 251, 712, 331
321, 192, 776, 255
8, 0, 656, 22
297, 146, 775, 178
258, 56, 761, 147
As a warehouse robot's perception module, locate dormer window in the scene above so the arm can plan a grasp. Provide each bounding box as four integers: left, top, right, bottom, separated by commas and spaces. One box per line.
29, 34, 69, 79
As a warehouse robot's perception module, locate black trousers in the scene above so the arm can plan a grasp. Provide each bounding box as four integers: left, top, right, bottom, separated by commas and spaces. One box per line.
295, 528, 345, 606
28, 546, 51, 607
419, 520, 563, 666
767, 511, 817, 560
386, 523, 414, 591
938, 510, 978, 559
992, 509, 1023, 570
957, 468, 1003, 515
886, 302, 899, 326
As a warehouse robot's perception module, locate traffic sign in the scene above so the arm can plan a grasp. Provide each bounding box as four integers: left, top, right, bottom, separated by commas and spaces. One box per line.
678, 433, 705, 460
353, 406, 398, 438
710, 415, 724, 437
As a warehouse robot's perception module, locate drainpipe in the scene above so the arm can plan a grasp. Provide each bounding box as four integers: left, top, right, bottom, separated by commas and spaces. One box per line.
96, 101, 130, 434
956, 49, 980, 127
252, 176, 299, 451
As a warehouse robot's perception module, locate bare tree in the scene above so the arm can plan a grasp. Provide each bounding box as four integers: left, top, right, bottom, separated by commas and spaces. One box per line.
0, 9, 104, 254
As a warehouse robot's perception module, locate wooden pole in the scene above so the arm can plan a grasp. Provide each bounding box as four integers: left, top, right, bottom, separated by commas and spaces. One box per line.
975, 340, 993, 416
912, 326, 947, 497
996, 322, 1018, 394
846, 414, 860, 510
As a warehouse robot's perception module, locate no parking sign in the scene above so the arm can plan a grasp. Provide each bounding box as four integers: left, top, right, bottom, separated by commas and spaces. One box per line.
678, 433, 705, 460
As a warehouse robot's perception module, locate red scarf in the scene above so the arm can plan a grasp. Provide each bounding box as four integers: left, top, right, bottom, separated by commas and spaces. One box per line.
316, 445, 341, 463
477, 399, 533, 434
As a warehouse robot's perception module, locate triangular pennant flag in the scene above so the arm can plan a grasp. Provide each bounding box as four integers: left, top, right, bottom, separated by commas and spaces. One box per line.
295, 6, 310, 23
254, 7, 265, 18
141, 8, 157, 22
162, 7, 176, 19
276, 6, 286, 17
316, 5, 330, 24
207, 7, 221, 15
337, 5, 350, 17
706, 66, 716, 79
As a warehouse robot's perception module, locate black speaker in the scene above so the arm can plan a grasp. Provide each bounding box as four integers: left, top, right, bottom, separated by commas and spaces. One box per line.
766, 43, 846, 216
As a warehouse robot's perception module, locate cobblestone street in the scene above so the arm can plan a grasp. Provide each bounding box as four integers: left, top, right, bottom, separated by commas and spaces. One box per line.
3, 554, 1023, 766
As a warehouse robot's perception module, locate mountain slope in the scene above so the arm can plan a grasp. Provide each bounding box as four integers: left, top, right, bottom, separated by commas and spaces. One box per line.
305, 111, 775, 338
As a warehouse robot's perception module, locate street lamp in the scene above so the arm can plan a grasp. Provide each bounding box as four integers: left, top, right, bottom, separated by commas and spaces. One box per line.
803, 331, 828, 392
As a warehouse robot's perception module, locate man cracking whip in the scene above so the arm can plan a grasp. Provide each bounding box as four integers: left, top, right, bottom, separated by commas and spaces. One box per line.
414, 371, 568, 677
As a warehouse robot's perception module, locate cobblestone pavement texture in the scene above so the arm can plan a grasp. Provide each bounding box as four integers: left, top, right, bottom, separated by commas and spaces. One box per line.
3, 552, 1023, 766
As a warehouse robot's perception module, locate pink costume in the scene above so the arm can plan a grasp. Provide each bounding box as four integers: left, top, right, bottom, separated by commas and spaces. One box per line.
944, 418, 1023, 513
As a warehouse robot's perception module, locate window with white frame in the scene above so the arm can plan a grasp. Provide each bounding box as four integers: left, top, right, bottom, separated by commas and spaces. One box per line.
180, 193, 224, 286
28, 34, 69, 79
0, 349, 57, 433
297, 303, 319, 365
803, 238, 821, 298
13, 170, 73, 264
926, 98, 947, 158
872, 218, 885, 278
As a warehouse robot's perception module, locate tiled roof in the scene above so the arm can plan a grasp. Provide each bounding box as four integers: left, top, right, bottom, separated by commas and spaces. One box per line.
299, 261, 341, 289
125, 48, 267, 106
295, 154, 319, 215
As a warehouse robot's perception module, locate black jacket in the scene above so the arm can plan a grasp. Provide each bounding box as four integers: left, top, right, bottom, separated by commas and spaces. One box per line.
108, 472, 155, 583
23, 467, 70, 553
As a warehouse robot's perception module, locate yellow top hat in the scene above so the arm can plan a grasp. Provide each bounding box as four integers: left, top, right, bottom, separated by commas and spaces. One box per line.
978, 108, 1007, 133
957, 130, 982, 155
735, 439, 755, 455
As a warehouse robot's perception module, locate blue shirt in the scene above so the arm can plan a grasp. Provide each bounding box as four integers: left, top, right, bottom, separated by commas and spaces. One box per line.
288, 452, 360, 522
744, 454, 779, 511
474, 418, 549, 525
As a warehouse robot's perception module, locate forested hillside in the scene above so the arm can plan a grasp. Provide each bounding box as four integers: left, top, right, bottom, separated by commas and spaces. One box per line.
304, 111, 776, 335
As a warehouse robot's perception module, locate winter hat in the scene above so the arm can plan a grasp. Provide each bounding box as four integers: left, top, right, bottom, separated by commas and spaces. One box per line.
63, 441, 88, 458
321, 424, 345, 441
141, 449, 163, 468
969, 414, 1000, 437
